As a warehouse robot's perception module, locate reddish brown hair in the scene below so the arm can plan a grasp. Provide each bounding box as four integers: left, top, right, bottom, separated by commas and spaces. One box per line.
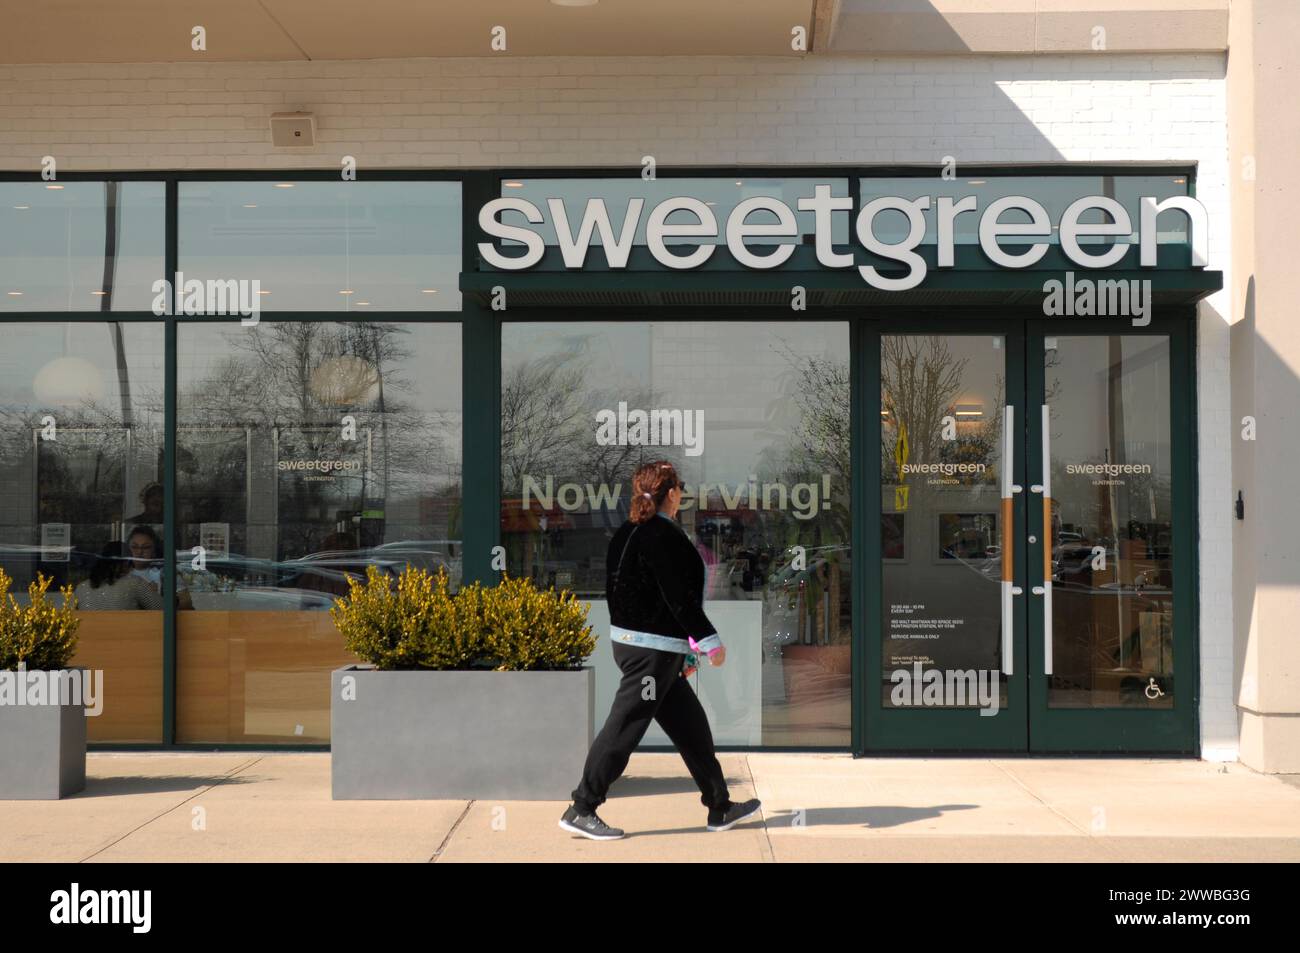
629, 460, 681, 524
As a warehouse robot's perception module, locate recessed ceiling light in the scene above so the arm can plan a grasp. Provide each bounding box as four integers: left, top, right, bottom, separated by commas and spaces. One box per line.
735, 180, 743, 186
243, 203, 258, 208
550, 0, 599, 7
91, 290, 107, 296
257, 290, 271, 295
6, 291, 23, 296
503, 181, 524, 188
339, 289, 354, 295
45, 184, 64, 190
421, 288, 439, 294
1173, 178, 1186, 184
274, 183, 295, 189
13, 205, 29, 210
356, 301, 370, 306
967, 180, 987, 185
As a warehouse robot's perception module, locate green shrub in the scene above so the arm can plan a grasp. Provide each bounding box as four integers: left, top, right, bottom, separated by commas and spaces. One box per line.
0, 569, 80, 672
480, 574, 597, 671
330, 565, 594, 672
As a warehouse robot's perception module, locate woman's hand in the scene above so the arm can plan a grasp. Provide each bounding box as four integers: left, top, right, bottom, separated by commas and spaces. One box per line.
708, 646, 726, 667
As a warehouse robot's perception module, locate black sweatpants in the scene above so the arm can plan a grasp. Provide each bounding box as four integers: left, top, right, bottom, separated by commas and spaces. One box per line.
571, 641, 731, 815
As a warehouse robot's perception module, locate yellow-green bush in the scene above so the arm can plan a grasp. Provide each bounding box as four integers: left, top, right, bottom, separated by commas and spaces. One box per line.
0, 569, 80, 672
331, 566, 595, 671
479, 574, 597, 671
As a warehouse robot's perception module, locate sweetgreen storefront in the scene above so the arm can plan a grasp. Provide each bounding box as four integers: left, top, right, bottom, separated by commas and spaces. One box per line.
0, 167, 1219, 754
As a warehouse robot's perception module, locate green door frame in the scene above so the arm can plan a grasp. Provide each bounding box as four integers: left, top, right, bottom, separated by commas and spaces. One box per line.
1024, 313, 1199, 754
857, 311, 1199, 756
861, 315, 1030, 752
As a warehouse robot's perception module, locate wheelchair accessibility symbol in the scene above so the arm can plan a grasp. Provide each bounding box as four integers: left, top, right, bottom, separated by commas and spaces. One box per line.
1145, 677, 1165, 700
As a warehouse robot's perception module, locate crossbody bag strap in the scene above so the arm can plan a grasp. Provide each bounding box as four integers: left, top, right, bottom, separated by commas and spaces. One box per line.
613, 524, 640, 589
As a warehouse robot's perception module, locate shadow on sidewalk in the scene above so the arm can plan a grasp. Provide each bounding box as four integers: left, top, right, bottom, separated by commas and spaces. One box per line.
609, 774, 749, 798
68, 774, 260, 798
763, 804, 977, 830
577, 804, 977, 839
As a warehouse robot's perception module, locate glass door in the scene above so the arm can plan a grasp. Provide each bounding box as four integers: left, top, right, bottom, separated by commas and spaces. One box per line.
863, 318, 1196, 753
867, 323, 1028, 750
1026, 321, 1196, 752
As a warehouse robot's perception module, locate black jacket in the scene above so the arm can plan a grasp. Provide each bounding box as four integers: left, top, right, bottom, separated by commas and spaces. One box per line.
606, 515, 717, 642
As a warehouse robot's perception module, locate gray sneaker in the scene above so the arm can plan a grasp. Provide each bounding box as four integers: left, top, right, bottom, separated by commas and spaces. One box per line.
559, 805, 625, 840
707, 797, 763, 832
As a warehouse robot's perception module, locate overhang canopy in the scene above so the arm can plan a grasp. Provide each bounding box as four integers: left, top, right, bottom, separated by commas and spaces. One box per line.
461, 244, 1223, 308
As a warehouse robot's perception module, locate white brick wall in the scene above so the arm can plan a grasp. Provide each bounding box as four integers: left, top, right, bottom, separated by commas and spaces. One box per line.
0, 54, 1227, 170
0, 51, 1236, 756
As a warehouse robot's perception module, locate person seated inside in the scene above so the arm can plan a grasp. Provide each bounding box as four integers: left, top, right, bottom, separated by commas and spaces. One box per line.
125, 482, 164, 528
125, 524, 192, 609
73, 540, 162, 610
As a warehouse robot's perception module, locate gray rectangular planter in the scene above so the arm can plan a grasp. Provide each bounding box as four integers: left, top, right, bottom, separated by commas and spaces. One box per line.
331, 665, 595, 800
0, 669, 86, 799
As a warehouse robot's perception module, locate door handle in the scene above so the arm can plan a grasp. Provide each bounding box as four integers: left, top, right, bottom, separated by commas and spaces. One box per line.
1000, 404, 1015, 676
1039, 404, 1054, 677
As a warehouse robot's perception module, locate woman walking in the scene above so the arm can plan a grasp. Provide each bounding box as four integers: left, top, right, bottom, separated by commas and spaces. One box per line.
559, 460, 762, 840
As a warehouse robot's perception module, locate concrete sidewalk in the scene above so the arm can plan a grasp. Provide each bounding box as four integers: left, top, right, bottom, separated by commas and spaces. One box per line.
2, 753, 1299, 862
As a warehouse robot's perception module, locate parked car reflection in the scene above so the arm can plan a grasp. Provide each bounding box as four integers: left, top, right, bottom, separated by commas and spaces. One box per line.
174, 550, 406, 610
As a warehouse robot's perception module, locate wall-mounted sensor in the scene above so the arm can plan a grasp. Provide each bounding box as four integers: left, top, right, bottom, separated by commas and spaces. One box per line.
270, 112, 316, 147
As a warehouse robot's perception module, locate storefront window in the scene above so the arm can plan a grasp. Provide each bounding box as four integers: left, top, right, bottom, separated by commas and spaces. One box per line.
0, 321, 165, 741
176, 320, 462, 743
880, 334, 1009, 710
1046, 335, 1174, 708
178, 181, 462, 311
0, 182, 164, 311
501, 321, 851, 747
